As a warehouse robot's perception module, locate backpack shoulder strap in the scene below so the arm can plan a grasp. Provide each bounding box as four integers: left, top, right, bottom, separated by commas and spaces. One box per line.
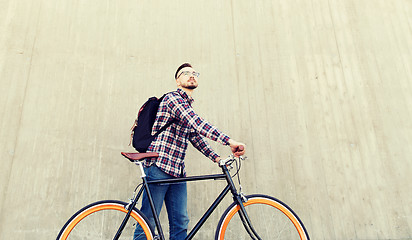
152, 92, 176, 137
152, 119, 175, 138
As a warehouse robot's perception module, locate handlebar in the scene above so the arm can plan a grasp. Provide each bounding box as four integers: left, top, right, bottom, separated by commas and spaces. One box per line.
219, 144, 246, 167
219, 154, 246, 167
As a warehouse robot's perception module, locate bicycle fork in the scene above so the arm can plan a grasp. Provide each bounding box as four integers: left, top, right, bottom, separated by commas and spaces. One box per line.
222, 165, 262, 240
235, 195, 262, 240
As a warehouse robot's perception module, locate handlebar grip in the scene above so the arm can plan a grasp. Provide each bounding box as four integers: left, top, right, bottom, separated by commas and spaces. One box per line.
237, 145, 244, 151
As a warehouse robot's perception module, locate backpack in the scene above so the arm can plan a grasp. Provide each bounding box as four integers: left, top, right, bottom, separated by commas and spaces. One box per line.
129, 94, 174, 152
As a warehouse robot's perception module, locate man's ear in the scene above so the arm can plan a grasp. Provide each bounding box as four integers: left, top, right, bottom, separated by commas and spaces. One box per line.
176, 79, 181, 87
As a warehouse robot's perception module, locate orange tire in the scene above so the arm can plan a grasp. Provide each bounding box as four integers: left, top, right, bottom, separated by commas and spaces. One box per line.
56, 200, 153, 240
215, 194, 309, 240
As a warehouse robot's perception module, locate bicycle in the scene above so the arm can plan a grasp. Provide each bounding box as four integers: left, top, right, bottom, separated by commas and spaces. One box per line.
56, 151, 310, 240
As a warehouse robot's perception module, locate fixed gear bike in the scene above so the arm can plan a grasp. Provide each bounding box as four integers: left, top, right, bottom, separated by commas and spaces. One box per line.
56, 152, 310, 240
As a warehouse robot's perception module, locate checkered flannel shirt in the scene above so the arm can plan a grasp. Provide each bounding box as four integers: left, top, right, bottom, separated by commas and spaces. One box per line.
144, 89, 230, 177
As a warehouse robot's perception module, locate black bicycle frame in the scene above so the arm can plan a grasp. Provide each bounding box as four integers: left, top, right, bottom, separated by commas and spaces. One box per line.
114, 165, 261, 240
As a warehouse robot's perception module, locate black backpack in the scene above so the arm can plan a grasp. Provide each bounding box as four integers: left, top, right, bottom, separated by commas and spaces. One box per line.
130, 94, 174, 152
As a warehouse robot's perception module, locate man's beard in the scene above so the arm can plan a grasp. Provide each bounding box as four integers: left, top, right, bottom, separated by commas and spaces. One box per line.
184, 82, 198, 89
186, 85, 197, 90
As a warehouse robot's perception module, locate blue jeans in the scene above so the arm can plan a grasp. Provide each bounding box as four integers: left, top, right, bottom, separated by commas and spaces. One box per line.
133, 165, 189, 240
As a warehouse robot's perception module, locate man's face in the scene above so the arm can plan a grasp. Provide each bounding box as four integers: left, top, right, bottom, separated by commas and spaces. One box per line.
176, 67, 199, 90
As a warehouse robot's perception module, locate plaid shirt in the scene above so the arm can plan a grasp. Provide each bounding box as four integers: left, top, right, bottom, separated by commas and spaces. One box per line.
144, 89, 230, 177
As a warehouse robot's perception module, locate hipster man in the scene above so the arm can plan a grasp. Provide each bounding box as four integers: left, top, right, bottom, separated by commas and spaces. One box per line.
134, 63, 245, 240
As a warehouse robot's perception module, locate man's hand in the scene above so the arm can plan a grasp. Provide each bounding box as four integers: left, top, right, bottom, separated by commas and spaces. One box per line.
214, 140, 245, 164
228, 139, 246, 157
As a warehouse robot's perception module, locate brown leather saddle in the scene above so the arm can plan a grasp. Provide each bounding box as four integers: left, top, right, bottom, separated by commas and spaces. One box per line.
121, 152, 159, 162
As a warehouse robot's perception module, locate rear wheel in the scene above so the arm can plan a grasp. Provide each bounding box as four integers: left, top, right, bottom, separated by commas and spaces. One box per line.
215, 194, 309, 240
56, 200, 153, 240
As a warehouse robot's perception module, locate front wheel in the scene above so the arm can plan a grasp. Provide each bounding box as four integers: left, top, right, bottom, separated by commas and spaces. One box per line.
215, 194, 310, 240
56, 200, 153, 240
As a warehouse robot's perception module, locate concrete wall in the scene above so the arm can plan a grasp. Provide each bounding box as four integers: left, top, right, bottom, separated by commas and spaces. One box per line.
1, 0, 411, 239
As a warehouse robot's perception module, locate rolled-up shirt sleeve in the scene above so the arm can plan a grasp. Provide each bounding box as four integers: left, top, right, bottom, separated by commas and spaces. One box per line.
189, 130, 220, 161
167, 95, 230, 145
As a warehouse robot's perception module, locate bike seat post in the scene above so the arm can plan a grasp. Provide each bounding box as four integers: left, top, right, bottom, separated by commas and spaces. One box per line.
135, 161, 146, 178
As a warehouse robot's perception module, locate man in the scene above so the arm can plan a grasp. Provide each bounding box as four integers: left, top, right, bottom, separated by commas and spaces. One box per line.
133, 63, 245, 240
